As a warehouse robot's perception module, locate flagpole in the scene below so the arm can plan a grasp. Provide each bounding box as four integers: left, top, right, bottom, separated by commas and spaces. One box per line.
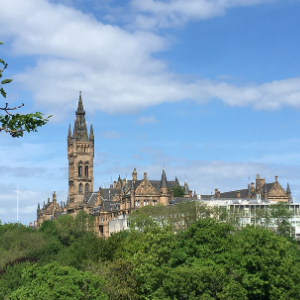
17, 186, 18, 223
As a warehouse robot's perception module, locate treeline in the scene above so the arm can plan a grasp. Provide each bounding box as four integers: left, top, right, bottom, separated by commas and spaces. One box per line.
0, 205, 300, 299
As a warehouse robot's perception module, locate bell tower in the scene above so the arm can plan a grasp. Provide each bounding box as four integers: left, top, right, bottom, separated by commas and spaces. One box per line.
68, 92, 94, 205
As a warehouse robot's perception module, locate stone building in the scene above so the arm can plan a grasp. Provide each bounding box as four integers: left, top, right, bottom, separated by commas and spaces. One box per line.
36, 94, 194, 237
36, 93, 293, 236
211, 174, 291, 202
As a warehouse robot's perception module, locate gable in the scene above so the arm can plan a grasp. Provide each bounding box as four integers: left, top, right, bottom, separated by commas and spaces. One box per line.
135, 179, 158, 195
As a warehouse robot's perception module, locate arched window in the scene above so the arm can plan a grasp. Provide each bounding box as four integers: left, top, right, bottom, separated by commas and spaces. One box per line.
85, 183, 89, 193
78, 163, 82, 177
85, 163, 88, 177
79, 183, 82, 194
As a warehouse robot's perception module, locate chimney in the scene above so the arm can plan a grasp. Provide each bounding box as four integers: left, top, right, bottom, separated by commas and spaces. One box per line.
189, 190, 193, 198
144, 172, 147, 180
237, 191, 241, 199
170, 189, 174, 198
123, 178, 126, 187
113, 181, 117, 189
47, 198, 50, 203
132, 168, 137, 182
275, 175, 278, 182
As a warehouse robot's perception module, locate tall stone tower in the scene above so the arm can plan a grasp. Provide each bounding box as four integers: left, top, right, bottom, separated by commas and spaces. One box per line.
67, 92, 94, 205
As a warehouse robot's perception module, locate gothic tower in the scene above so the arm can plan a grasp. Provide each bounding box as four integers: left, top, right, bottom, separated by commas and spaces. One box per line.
68, 92, 94, 206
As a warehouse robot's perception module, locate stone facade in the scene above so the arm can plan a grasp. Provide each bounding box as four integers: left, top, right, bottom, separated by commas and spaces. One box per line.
36, 94, 191, 237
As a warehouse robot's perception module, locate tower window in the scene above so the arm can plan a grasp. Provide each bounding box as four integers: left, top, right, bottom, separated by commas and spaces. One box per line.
79, 183, 82, 194
85, 183, 89, 193
85, 163, 88, 177
78, 164, 82, 177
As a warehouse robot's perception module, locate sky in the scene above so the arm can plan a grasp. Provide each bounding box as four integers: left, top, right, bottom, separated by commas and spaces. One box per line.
1, 0, 300, 225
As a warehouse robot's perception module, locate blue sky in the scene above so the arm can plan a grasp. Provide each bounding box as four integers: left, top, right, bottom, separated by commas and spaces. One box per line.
1, 0, 300, 225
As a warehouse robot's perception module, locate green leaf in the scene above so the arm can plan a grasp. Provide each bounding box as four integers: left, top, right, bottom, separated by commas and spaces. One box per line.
0, 41, 3, 45
0, 87, 6, 98
0, 59, 5, 66
1, 79, 12, 84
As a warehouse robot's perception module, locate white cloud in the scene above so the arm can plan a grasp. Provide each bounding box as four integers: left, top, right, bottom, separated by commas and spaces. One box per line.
130, 0, 273, 29
136, 116, 159, 125
1, 0, 299, 120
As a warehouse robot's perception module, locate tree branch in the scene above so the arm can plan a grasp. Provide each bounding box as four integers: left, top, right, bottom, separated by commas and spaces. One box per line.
0, 103, 25, 116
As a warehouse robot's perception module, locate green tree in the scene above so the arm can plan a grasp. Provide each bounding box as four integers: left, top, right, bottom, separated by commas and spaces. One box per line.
270, 202, 293, 237
170, 185, 185, 197
8, 262, 108, 300
0, 41, 51, 137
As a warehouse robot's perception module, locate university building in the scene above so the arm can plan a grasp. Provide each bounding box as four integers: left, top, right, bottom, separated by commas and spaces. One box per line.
35, 94, 294, 237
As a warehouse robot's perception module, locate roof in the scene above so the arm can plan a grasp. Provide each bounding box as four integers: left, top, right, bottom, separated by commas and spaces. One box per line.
219, 182, 274, 198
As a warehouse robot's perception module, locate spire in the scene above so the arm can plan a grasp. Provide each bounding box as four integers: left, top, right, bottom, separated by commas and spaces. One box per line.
68, 124, 72, 140
37, 203, 40, 210
124, 179, 129, 191
73, 91, 88, 141
184, 180, 189, 195
89, 124, 94, 141
286, 182, 291, 194
160, 169, 168, 188
247, 184, 251, 196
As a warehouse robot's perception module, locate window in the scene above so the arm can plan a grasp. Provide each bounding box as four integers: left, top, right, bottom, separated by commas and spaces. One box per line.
79, 183, 82, 194
85, 163, 88, 177
85, 183, 89, 193
78, 164, 82, 177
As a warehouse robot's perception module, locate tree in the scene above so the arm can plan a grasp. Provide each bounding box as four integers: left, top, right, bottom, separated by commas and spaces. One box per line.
0, 41, 51, 137
8, 262, 108, 300
170, 185, 185, 197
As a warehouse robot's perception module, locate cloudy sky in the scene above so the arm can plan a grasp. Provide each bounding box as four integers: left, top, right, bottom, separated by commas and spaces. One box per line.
1, 0, 300, 225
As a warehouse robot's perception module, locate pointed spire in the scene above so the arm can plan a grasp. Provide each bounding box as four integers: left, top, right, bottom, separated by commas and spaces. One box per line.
247, 183, 251, 196
38, 203, 40, 210
68, 124, 72, 140
286, 182, 291, 194
73, 91, 88, 141
89, 124, 94, 141
160, 169, 168, 188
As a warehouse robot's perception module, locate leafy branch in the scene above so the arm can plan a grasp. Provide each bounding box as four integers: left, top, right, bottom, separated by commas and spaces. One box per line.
0, 41, 52, 137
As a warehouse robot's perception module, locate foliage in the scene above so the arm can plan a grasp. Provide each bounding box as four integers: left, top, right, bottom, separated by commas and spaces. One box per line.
170, 185, 185, 197
0, 41, 51, 137
1, 208, 300, 299
8, 262, 108, 300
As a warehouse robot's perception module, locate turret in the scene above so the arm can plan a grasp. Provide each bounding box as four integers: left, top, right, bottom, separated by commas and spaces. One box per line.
159, 169, 170, 205
160, 169, 168, 194
183, 180, 189, 197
